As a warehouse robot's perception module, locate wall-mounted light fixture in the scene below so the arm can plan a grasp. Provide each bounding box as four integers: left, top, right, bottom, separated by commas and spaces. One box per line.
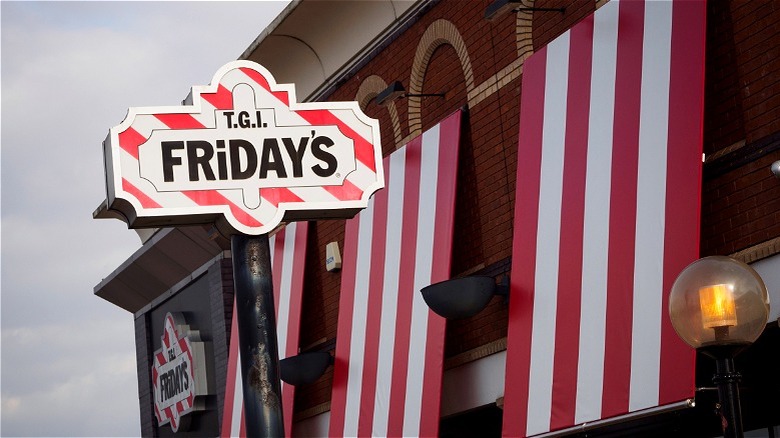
669, 256, 770, 438
484, 0, 565, 22
279, 351, 333, 386
770, 160, 780, 178
375, 81, 445, 106
421, 275, 509, 319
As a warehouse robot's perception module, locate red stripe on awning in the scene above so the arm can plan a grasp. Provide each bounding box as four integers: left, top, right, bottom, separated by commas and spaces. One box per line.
282, 223, 308, 436
418, 112, 461, 437
356, 155, 391, 436
220, 297, 240, 438
549, 15, 594, 430
659, 0, 705, 404
328, 216, 361, 438
601, 0, 644, 418
502, 44, 547, 438
386, 136, 422, 436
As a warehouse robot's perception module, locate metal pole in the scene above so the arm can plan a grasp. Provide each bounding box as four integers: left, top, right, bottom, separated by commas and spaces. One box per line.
231, 233, 284, 437
713, 356, 744, 438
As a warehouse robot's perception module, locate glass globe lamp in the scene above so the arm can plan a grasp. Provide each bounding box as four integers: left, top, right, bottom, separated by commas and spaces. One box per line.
669, 256, 769, 356
668, 255, 770, 438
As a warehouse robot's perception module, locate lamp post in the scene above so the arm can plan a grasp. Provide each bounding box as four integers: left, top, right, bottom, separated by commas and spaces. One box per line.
668, 256, 770, 438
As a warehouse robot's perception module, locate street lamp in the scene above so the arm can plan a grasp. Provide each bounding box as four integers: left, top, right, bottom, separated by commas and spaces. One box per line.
669, 256, 770, 438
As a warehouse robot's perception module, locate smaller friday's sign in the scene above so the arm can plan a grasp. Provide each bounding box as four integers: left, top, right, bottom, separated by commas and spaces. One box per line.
152, 313, 211, 432
102, 61, 383, 235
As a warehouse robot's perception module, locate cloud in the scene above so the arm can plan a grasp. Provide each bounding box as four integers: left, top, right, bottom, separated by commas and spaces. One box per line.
1, 1, 290, 435
1, 320, 138, 436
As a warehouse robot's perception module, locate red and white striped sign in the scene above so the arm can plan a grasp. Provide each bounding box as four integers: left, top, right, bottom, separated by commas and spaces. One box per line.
221, 221, 308, 437
329, 111, 461, 437
152, 313, 209, 432
502, 0, 706, 436
103, 61, 382, 235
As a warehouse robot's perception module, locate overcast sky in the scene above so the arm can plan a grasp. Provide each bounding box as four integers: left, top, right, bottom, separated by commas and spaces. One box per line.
1, 2, 289, 435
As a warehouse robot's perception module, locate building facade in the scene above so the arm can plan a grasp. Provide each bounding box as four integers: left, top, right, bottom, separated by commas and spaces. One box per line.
95, 0, 780, 436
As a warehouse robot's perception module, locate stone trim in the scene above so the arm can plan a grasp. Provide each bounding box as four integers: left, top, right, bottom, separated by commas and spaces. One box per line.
705, 139, 747, 163
444, 337, 507, 370
730, 236, 780, 264
516, 8, 534, 59
467, 58, 524, 107
293, 401, 331, 423
408, 19, 475, 138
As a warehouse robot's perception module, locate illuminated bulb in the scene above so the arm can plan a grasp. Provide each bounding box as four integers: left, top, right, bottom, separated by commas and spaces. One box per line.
699, 284, 737, 329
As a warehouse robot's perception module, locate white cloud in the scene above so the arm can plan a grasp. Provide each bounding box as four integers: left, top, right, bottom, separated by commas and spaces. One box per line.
1, 320, 139, 436
1, 1, 290, 435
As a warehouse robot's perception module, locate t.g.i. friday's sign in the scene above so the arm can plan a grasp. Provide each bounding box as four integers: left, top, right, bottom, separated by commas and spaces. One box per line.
152, 313, 211, 432
102, 61, 383, 235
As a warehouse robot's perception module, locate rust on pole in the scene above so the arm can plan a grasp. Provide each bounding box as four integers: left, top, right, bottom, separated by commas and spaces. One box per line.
231, 233, 284, 437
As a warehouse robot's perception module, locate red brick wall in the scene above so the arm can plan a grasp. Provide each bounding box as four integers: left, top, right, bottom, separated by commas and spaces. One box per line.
701, 148, 780, 256
701, 0, 780, 256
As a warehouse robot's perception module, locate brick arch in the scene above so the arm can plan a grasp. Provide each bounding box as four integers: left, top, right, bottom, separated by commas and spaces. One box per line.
408, 19, 474, 137
516, 7, 534, 61
355, 75, 403, 147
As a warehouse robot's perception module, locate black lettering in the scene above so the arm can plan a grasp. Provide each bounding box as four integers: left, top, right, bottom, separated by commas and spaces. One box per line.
216, 140, 228, 180
182, 361, 189, 391
187, 141, 216, 181
311, 136, 338, 177
173, 367, 181, 395
282, 137, 308, 178
229, 139, 257, 179
259, 138, 287, 179
159, 374, 166, 401
223, 111, 235, 128
161, 141, 184, 182
256, 110, 264, 128
238, 111, 251, 128
162, 372, 170, 401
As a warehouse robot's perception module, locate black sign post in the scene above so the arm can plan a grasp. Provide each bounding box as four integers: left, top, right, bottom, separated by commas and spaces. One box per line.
230, 233, 284, 437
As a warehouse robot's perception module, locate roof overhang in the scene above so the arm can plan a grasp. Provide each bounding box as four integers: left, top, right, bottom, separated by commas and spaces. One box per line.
94, 226, 224, 313
240, 0, 432, 101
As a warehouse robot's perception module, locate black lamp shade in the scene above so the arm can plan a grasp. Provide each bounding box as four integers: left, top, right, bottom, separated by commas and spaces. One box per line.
421, 276, 496, 319
279, 351, 332, 386
484, 0, 516, 21
375, 81, 406, 106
